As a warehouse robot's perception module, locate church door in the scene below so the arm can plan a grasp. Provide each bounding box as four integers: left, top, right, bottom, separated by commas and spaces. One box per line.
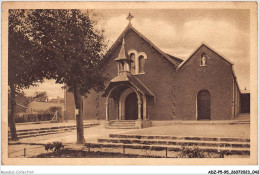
125, 92, 138, 120
197, 90, 211, 120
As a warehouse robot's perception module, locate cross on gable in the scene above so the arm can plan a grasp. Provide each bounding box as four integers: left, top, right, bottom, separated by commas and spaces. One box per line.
126, 13, 134, 25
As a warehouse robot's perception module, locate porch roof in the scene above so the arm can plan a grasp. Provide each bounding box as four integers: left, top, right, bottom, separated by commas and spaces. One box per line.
103, 73, 154, 97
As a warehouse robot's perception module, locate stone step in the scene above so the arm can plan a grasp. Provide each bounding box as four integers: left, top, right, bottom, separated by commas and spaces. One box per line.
105, 126, 139, 129
108, 125, 136, 128
109, 134, 250, 143
236, 116, 250, 120
10, 131, 60, 139
234, 119, 250, 121
110, 120, 135, 121
9, 130, 67, 139
84, 142, 250, 156
234, 121, 250, 123
8, 129, 59, 136
8, 124, 98, 139
229, 122, 250, 125
109, 121, 136, 124
106, 120, 137, 129
109, 123, 136, 126
9, 123, 97, 133
9, 124, 97, 134
97, 138, 250, 148
14, 127, 77, 136
235, 122, 250, 124
109, 120, 135, 123
14, 126, 76, 133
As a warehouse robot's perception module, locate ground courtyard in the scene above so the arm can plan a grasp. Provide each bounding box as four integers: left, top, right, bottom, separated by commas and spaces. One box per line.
8, 115, 250, 158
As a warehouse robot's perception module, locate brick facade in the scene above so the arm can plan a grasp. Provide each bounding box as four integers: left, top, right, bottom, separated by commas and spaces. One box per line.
65, 27, 244, 121
175, 44, 241, 120
65, 27, 179, 120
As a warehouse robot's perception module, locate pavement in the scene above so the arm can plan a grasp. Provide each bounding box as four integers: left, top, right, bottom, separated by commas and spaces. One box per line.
123, 124, 250, 139
8, 124, 140, 157
8, 118, 250, 158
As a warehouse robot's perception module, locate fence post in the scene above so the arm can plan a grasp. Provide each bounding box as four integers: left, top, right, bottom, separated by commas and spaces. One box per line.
123, 146, 125, 154
165, 147, 168, 158
24, 148, 26, 157
220, 151, 224, 158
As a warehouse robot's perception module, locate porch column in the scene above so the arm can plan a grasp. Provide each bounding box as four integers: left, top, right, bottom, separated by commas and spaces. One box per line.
137, 99, 142, 120
143, 95, 147, 120
105, 101, 109, 121
114, 99, 119, 120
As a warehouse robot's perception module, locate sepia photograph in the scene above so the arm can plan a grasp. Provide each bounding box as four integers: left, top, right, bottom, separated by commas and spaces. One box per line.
1, 1, 258, 168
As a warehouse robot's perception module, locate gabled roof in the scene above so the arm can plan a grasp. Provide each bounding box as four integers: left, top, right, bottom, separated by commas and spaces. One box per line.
104, 24, 182, 67
103, 73, 155, 97
177, 43, 242, 93
177, 43, 234, 71
166, 53, 183, 64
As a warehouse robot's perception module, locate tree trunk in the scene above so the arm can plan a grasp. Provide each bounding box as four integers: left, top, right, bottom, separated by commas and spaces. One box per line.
9, 83, 18, 140
73, 82, 85, 144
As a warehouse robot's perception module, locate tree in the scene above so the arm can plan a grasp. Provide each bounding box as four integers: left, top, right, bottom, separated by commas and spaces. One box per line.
48, 106, 62, 113
28, 10, 107, 143
34, 91, 48, 102
8, 90, 30, 113
8, 10, 45, 140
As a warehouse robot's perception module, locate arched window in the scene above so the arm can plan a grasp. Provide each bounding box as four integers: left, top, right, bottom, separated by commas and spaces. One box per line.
139, 55, 145, 73
130, 53, 135, 74
201, 54, 207, 66
127, 50, 147, 74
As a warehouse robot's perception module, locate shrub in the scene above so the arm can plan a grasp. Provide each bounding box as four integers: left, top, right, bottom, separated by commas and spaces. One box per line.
45, 142, 64, 152
48, 106, 62, 113
177, 146, 225, 158
14, 113, 53, 123
177, 146, 207, 158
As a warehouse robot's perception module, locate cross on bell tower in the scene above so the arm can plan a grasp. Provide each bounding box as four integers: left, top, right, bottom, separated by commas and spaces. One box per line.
126, 13, 134, 25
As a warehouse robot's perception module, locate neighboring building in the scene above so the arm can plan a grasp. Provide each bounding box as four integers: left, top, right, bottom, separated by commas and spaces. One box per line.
65, 22, 249, 128
49, 96, 65, 104
240, 89, 250, 113
26, 100, 64, 114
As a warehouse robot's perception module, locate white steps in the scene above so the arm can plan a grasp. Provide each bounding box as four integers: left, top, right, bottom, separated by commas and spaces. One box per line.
84, 134, 250, 157
106, 120, 138, 129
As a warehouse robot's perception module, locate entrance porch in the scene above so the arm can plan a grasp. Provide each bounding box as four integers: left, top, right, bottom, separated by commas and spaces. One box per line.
103, 74, 155, 129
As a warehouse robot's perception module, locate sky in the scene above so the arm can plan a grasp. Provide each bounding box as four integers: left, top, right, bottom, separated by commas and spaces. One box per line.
23, 9, 250, 99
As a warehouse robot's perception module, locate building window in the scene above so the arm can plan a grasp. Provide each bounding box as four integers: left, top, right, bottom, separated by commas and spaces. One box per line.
201, 54, 207, 66
128, 50, 147, 74
130, 53, 135, 74
139, 55, 145, 73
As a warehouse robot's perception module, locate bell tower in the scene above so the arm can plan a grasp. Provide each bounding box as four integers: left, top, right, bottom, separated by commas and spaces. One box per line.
114, 38, 133, 75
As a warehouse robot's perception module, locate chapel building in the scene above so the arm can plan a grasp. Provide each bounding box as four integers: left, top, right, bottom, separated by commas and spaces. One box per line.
64, 20, 248, 128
